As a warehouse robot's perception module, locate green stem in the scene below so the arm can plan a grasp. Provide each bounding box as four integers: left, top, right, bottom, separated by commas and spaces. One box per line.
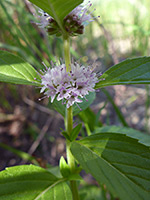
66, 141, 80, 200
63, 35, 80, 200
63, 35, 71, 72
70, 181, 80, 200
66, 106, 73, 136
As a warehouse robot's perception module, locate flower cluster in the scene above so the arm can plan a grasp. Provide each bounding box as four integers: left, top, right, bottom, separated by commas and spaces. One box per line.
36, 10, 62, 36
40, 62, 98, 108
36, 1, 99, 36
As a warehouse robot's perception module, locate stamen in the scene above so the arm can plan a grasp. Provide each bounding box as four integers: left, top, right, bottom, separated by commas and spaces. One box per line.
42, 61, 48, 70
75, 103, 82, 110
84, 96, 88, 102
38, 95, 47, 101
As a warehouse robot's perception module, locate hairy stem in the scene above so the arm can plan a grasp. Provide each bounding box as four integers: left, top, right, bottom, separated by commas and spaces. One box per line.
63, 35, 80, 200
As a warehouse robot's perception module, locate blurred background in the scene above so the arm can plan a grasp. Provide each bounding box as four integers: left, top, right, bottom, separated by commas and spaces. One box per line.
0, 0, 150, 195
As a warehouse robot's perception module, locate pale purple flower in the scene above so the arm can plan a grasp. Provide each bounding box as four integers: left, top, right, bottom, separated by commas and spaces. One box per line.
69, 1, 99, 25
36, 1, 100, 36
40, 62, 99, 108
36, 10, 51, 28
66, 91, 83, 108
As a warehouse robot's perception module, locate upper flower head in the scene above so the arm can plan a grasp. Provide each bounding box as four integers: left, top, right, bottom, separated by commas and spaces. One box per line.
40, 62, 99, 108
36, 9, 62, 36
36, 1, 100, 37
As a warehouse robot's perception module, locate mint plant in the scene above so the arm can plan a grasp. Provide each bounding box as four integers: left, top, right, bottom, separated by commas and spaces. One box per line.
0, 0, 150, 200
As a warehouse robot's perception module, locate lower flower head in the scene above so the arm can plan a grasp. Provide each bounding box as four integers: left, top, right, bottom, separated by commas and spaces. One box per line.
40, 62, 99, 108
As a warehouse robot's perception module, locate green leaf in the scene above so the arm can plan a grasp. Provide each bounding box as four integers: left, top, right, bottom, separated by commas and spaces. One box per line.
0, 165, 72, 200
52, 92, 96, 117
67, 174, 83, 181
28, 0, 83, 33
59, 157, 82, 181
73, 92, 96, 116
101, 89, 128, 127
78, 108, 96, 135
70, 123, 82, 141
0, 143, 38, 165
79, 107, 103, 133
61, 131, 71, 141
71, 133, 150, 200
94, 125, 150, 147
47, 165, 62, 178
59, 156, 71, 178
0, 51, 40, 86
79, 185, 106, 200
50, 98, 66, 117
96, 57, 150, 89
